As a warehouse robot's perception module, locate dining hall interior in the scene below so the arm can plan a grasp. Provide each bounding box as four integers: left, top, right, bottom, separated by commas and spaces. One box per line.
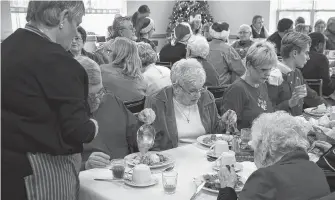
2, 0, 335, 200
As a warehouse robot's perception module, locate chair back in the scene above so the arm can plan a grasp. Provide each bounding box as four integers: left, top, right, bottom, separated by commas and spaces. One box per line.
156, 62, 172, 69
124, 97, 146, 114
305, 79, 323, 96
206, 86, 228, 115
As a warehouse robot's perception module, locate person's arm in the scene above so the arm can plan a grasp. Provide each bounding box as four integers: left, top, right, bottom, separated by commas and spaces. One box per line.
239, 169, 277, 200
226, 47, 246, 77
267, 82, 291, 112
263, 26, 270, 38
38, 53, 96, 144
221, 84, 245, 126
217, 187, 237, 200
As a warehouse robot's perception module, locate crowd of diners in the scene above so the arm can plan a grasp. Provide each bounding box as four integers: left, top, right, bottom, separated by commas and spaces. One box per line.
2, 1, 335, 200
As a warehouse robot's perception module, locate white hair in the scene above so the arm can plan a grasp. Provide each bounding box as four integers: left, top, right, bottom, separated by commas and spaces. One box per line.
239, 24, 252, 33
170, 58, 206, 87
187, 35, 209, 59
246, 41, 278, 69
251, 111, 310, 168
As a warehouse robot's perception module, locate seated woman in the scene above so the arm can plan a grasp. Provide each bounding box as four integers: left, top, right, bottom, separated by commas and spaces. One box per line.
101, 37, 148, 102
325, 17, 335, 50
217, 111, 331, 200
137, 42, 172, 96
76, 56, 155, 170
159, 22, 192, 64
222, 41, 277, 129
314, 19, 327, 34
137, 17, 156, 51
267, 32, 327, 116
186, 35, 219, 86
231, 24, 254, 59
301, 32, 335, 96
250, 15, 269, 39
145, 58, 235, 150
207, 22, 245, 86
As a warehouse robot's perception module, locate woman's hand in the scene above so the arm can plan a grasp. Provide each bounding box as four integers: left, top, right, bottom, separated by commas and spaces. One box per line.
314, 141, 332, 154
218, 165, 238, 188
138, 108, 156, 124
221, 109, 237, 125
85, 152, 110, 170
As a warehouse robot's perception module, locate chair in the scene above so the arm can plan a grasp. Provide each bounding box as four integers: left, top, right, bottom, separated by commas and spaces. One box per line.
305, 79, 323, 96
156, 61, 172, 69
124, 97, 146, 114
207, 85, 229, 115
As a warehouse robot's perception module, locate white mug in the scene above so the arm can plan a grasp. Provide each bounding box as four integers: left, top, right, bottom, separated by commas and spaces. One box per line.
210, 140, 229, 156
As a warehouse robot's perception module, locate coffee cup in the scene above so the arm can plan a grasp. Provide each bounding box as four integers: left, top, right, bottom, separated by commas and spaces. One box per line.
210, 140, 229, 156
132, 164, 152, 184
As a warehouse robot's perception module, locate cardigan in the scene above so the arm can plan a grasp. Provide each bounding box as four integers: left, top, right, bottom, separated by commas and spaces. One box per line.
218, 150, 330, 200
251, 25, 266, 39
144, 86, 223, 151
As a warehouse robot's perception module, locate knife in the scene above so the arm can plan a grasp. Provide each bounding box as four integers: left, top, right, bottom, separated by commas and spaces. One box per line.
190, 181, 205, 200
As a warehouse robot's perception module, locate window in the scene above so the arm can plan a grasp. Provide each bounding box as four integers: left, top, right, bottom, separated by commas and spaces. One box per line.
10, 0, 126, 36
277, 0, 335, 29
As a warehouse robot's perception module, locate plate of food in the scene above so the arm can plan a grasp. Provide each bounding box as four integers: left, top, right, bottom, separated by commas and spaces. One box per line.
197, 134, 233, 147
304, 104, 328, 117
195, 173, 244, 194
124, 152, 174, 169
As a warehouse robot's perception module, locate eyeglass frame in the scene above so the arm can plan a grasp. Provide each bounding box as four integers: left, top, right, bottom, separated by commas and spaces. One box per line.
175, 82, 206, 96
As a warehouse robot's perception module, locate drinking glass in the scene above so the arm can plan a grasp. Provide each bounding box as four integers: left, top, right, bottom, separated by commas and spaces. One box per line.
162, 170, 178, 194
137, 124, 155, 157
110, 159, 126, 179
240, 128, 251, 150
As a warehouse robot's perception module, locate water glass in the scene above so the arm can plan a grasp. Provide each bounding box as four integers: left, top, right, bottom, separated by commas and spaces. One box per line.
110, 159, 126, 179
240, 128, 251, 150
162, 170, 178, 194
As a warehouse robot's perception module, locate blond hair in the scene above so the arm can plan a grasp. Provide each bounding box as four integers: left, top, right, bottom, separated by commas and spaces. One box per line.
110, 37, 142, 78
281, 32, 311, 59
246, 41, 278, 69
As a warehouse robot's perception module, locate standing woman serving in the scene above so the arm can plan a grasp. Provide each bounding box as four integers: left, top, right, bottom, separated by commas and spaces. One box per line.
2, 1, 98, 200
131, 5, 151, 39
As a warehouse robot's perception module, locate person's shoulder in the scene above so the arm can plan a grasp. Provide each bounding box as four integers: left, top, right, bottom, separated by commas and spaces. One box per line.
226, 79, 247, 93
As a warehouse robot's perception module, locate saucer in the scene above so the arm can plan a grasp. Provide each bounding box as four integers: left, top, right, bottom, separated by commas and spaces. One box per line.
207, 150, 234, 158
212, 162, 243, 172
124, 176, 158, 187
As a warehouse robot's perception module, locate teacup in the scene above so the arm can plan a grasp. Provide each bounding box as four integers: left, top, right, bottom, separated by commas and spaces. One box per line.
210, 140, 229, 156
132, 164, 152, 184
217, 151, 236, 168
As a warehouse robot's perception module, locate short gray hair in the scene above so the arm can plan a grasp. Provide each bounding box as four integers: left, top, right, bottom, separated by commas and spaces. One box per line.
171, 58, 206, 87
187, 35, 209, 59
239, 24, 252, 33
251, 111, 310, 168
112, 16, 132, 39
26, 1, 85, 27
136, 42, 157, 67
246, 41, 278, 69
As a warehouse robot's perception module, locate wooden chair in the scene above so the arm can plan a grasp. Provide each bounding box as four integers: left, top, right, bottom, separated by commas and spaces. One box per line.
305, 79, 323, 96
156, 61, 172, 69
206, 85, 228, 115
124, 97, 146, 114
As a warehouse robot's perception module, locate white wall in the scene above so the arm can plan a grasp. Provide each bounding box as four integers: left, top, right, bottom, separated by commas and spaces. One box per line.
1, 1, 13, 41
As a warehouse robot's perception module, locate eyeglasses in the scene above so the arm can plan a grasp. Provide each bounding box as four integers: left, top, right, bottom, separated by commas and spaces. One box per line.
178, 83, 205, 96
73, 36, 83, 42
238, 31, 250, 34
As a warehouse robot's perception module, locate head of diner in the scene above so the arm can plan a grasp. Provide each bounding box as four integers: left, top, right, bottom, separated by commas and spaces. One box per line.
267, 18, 294, 56
222, 41, 277, 129
295, 23, 311, 35
145, 58, 236, 150
231, 24, 255, 59
251, 15, 269, 39
325, 17, 335, 50
186, 35, 219, 86
267, 31, 327, 116
314, 19, 326, 34
216, 111, 330, 200
2, 1, 98, 199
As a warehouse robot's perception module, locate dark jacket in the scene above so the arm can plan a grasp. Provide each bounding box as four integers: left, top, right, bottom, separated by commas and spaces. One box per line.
317, 145, 335, 192
218, 150, 330, 200
268, 68, 326, 116
267, 31, 282, 56
194, 57, 220, 87
301, 50, 335, 96
144, 86, 223, 151
159, 42, 187, 65
251, 25, 266, 39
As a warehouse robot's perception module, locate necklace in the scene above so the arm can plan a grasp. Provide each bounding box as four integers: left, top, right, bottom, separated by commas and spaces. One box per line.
173, 98, 191, 123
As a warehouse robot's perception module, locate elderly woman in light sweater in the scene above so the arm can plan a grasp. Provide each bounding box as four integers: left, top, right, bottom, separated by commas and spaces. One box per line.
137, 42, 172, 96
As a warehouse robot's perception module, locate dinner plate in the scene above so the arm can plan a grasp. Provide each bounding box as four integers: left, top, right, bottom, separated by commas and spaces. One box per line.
124, 152, 174, 169
304, 107, 328, 117
194, 173, 243, 194
124, 176, 158, 187
197, 134, 233, 147
212, 162, 243, 172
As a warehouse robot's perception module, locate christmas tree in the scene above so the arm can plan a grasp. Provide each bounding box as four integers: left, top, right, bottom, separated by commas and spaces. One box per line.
166, 0, 214, 34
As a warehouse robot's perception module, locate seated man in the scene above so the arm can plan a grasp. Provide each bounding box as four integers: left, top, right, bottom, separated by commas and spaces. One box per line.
267, 18, 293, 56
301, 32, 335, 96
267, 32, 327, 116
75, 56, 155, 170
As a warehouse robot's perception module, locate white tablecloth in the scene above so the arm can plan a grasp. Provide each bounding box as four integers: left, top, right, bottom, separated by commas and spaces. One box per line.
79, 144, 257, 200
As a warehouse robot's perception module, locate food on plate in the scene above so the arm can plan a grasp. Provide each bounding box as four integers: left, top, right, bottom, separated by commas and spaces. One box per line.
203, 134, 233, 146
315, 104, 327, 114
131, 152, 168, 166
203, 173, 243, 192
319, 115, 331, 128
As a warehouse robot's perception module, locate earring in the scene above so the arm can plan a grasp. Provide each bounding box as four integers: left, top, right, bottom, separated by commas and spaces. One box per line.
60, 23, 64, 29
